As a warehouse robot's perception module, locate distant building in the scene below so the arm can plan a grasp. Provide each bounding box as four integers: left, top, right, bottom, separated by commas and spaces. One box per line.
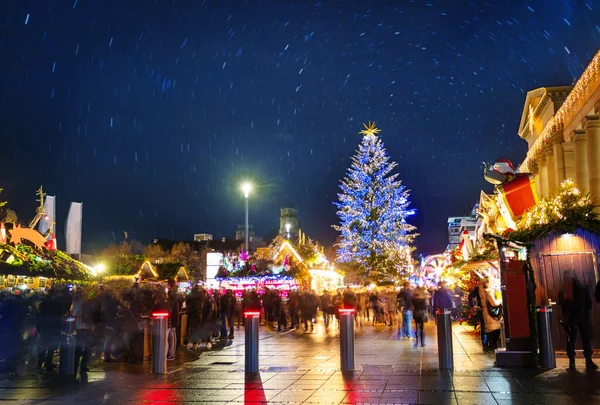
235, 224, 255, 244
280, 206, 299, 239
193, 233, 213, 242
447, 204, 478, 251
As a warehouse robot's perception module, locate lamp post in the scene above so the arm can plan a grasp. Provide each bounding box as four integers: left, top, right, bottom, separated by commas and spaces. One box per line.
242, 182, 252, 253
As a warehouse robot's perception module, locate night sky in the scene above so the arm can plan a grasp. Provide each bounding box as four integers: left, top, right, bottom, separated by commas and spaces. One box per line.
1, 1, 599, 254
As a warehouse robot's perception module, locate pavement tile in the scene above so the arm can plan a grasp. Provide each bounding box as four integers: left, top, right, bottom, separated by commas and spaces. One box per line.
454, 391, 497, 404
417, 391, 456, 404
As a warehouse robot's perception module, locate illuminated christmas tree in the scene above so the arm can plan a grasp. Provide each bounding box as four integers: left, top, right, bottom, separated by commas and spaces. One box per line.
334, 122, 417, 281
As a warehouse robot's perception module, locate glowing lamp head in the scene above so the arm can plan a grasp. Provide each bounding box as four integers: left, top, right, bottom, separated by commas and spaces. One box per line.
285, 223, 291, 233
95, 263, 106, 273
241, 182, 252, 198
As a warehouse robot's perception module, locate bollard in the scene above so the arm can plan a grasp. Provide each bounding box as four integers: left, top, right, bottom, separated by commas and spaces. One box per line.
339, 308, 355, 372
59, 315, 76, 377
244, 311, 260, 374
537, 306, 556, 369
436, 309, 454, 370
151, 311, 169, 375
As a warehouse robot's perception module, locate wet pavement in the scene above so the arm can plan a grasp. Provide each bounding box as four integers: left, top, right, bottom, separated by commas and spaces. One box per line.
1, 319, 600, 404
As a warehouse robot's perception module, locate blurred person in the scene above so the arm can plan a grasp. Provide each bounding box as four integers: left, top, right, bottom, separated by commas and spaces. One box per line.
320, 290, 332, 327
433, 281, 454, 315
559, 270, 597, 369
468, 277, 488, 351
300, 290, 318, 332
480, 278, 502, 352
219, 289, 236, 340
70, 290, 93, 373
397, 282, 413, 337
166, 280, 181, 360
412, 286, 429, 347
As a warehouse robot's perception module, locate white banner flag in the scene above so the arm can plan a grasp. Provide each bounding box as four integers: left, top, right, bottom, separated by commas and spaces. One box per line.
38, 195, 56, 236
65, 202, 82, 256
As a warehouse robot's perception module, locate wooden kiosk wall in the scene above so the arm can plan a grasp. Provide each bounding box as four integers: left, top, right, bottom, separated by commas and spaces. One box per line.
529, 228, 600, 350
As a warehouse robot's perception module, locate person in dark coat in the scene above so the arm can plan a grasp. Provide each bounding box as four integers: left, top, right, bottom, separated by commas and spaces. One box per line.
219, 289, 236, 339
166, 280, 181, 360
433, 281, 454, 314
300, 290, 318, 332
186, 286, 203, 345
411, 287, 429, 347
559, 270, 597, 370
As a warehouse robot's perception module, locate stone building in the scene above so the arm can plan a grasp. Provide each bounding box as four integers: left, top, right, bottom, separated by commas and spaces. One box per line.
518, 50, 600, 206
279, 206, 299, 239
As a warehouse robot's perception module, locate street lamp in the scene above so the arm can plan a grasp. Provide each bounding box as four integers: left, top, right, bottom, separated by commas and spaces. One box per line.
285, 223, 291, 239
241, 182, 252, 253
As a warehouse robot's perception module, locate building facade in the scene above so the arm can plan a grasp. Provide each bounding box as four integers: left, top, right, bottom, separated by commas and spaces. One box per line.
193, 233, 213, 241
447, 204, 479, 251
235, 224, 255, 243
518, 51, 600, 206
279, 206, 299, 239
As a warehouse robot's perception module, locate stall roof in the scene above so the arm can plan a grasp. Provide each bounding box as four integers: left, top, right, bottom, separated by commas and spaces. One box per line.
459, 260, 499, 273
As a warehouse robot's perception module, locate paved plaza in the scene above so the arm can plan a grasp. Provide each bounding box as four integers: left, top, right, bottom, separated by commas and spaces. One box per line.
1, 320, 600, 404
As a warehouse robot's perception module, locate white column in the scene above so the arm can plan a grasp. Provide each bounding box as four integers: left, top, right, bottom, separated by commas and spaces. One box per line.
553, 140, 565, 187
574, 129, 588, 192
585, 115, 600, 208
563, 142, 575, 182
546, 148, 557, 194
538, 156, 548, 198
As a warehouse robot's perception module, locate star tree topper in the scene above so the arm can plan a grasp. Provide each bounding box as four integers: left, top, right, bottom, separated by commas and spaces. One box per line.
359, 121, 381, 137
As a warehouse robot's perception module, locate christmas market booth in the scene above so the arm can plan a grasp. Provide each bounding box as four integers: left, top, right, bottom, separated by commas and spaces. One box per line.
104, 260, 191, 287
0, 233, 94, 289
215, 241, 304, 297
503, 179, 600, 353
526, 228, 600, 351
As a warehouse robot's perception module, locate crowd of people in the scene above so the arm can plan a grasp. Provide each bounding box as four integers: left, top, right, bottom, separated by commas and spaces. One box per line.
0, 279, 484, 374
5, 270, 600, 375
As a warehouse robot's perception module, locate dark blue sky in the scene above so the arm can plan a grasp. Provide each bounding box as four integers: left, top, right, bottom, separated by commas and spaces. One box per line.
1, 0, 599, 254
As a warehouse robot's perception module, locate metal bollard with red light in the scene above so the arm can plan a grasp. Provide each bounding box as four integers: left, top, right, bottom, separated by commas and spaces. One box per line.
244, 311, 260, 373
339, 308, 355, 372
151, 311, 169, 374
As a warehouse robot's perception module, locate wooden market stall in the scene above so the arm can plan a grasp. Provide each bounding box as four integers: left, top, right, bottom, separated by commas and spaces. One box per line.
529, 228, 600, 350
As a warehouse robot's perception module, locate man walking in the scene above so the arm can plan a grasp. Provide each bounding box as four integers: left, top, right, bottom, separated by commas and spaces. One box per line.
167, 280, 181, 360
220, 289, 236, 340
559, 270, 597, 370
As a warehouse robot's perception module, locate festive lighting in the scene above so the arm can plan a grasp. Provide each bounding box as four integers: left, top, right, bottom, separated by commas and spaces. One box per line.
518, 179, 594, 230
520, 50, 600, 173
334, 123, 417, 279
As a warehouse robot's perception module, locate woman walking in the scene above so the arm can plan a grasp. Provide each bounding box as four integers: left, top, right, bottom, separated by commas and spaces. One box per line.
480, 278, 502, 352
412, 286, 429, 347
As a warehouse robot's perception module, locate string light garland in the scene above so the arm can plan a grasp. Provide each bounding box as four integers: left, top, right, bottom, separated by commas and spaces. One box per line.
520, 50, 600, 173
509, 179, 600, 241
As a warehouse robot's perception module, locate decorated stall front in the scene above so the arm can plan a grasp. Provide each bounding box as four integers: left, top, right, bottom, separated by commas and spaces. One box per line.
0, 226, 93, 288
